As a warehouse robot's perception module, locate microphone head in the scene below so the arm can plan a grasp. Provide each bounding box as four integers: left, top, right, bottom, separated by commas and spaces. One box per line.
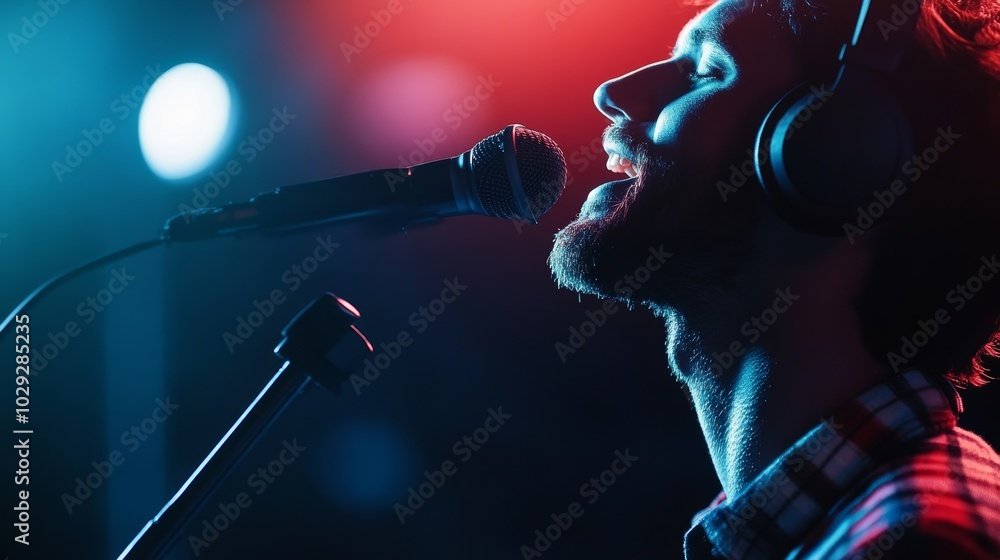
471, 125, 566, 222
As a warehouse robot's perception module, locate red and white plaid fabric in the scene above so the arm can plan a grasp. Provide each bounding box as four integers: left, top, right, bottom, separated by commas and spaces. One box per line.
683, 369, 1000, 559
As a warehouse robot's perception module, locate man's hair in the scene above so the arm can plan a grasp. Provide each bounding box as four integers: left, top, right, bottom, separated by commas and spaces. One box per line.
779, 0, 1000, 387
782, 0, 1000, 77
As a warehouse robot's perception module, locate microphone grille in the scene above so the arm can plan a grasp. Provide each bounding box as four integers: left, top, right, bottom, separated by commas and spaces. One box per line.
471, 125, 567, 221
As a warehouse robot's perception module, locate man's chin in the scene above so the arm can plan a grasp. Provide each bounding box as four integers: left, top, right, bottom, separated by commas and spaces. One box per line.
548, 177, 655, 301
549, 216, 608, 298
548, 162, 759, 309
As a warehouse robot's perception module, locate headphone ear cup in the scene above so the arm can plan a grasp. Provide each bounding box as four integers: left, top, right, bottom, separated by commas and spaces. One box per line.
755, 71, 914, 235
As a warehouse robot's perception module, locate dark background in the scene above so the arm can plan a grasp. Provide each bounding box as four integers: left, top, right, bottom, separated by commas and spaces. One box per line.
2, 1, 998, 559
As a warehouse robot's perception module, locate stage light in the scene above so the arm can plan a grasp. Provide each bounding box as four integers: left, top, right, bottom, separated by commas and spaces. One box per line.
138, 63, 234, 181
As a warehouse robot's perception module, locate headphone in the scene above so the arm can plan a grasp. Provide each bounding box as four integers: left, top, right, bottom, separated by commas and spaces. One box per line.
755, 0, 924, 235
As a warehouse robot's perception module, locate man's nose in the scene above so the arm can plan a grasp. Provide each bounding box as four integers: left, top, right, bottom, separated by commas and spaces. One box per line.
594, 60, 684, 124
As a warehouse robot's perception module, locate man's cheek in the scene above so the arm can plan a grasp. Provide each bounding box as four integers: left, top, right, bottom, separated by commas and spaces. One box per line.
656, 92, 769, 173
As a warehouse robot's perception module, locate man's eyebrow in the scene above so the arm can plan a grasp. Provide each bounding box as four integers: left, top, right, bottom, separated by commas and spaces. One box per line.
671, 25, 723, 57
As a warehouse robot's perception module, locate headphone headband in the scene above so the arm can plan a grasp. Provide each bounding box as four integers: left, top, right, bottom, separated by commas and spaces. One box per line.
754, 0, 922, 234
841, 0, 924, 74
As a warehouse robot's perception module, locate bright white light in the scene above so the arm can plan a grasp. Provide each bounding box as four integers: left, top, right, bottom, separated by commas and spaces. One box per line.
139, 63, 234, 181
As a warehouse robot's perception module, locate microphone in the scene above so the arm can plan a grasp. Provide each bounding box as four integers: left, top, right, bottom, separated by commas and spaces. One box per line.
164, 124, 567, 241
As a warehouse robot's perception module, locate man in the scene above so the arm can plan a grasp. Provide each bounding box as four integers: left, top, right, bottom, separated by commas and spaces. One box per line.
549, 0, 1000, 558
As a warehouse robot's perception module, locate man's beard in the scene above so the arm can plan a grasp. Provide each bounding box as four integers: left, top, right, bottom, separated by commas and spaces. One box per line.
548, 150, 762, 313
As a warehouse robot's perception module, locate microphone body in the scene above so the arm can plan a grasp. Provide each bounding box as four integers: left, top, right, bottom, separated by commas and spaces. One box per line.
164, 125, 566, 241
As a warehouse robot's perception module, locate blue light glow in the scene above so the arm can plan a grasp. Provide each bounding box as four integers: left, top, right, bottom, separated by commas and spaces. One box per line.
313, 421, 417, 513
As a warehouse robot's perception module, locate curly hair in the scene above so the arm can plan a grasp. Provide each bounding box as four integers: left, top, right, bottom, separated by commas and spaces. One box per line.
918, 0, 1000, 77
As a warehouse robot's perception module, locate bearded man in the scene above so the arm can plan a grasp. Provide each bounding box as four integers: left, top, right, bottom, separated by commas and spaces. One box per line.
549, 0, 1000, 557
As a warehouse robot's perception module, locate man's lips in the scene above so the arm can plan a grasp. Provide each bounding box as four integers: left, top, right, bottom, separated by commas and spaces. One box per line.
580, 177, 636, 219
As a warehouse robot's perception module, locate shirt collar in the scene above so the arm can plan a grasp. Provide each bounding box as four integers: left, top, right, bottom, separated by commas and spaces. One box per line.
691, 370, 961, 559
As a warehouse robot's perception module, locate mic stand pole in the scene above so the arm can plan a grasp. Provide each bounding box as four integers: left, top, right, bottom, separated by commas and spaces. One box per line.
118, 293, 372, 560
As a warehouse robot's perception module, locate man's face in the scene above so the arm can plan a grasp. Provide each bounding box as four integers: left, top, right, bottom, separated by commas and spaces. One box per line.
550, 0, 809, 310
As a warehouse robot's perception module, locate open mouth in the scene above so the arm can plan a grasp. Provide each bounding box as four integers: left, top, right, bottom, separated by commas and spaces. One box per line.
606, 153, 639, 178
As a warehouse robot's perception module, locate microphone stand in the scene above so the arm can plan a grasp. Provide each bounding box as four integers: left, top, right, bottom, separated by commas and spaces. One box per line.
118, 293, 373, 560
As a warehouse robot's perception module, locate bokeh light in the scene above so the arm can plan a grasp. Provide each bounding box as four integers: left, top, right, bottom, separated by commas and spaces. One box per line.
138, 63, 235, 181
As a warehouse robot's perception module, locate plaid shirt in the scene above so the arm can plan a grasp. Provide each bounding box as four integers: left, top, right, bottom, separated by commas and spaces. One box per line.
683, 369, 1000, 559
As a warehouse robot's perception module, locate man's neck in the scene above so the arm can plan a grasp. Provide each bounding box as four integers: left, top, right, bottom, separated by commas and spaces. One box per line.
663, 241, 890, 497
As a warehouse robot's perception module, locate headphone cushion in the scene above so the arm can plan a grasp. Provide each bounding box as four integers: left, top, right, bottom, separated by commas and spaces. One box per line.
755, 73, 913, 233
